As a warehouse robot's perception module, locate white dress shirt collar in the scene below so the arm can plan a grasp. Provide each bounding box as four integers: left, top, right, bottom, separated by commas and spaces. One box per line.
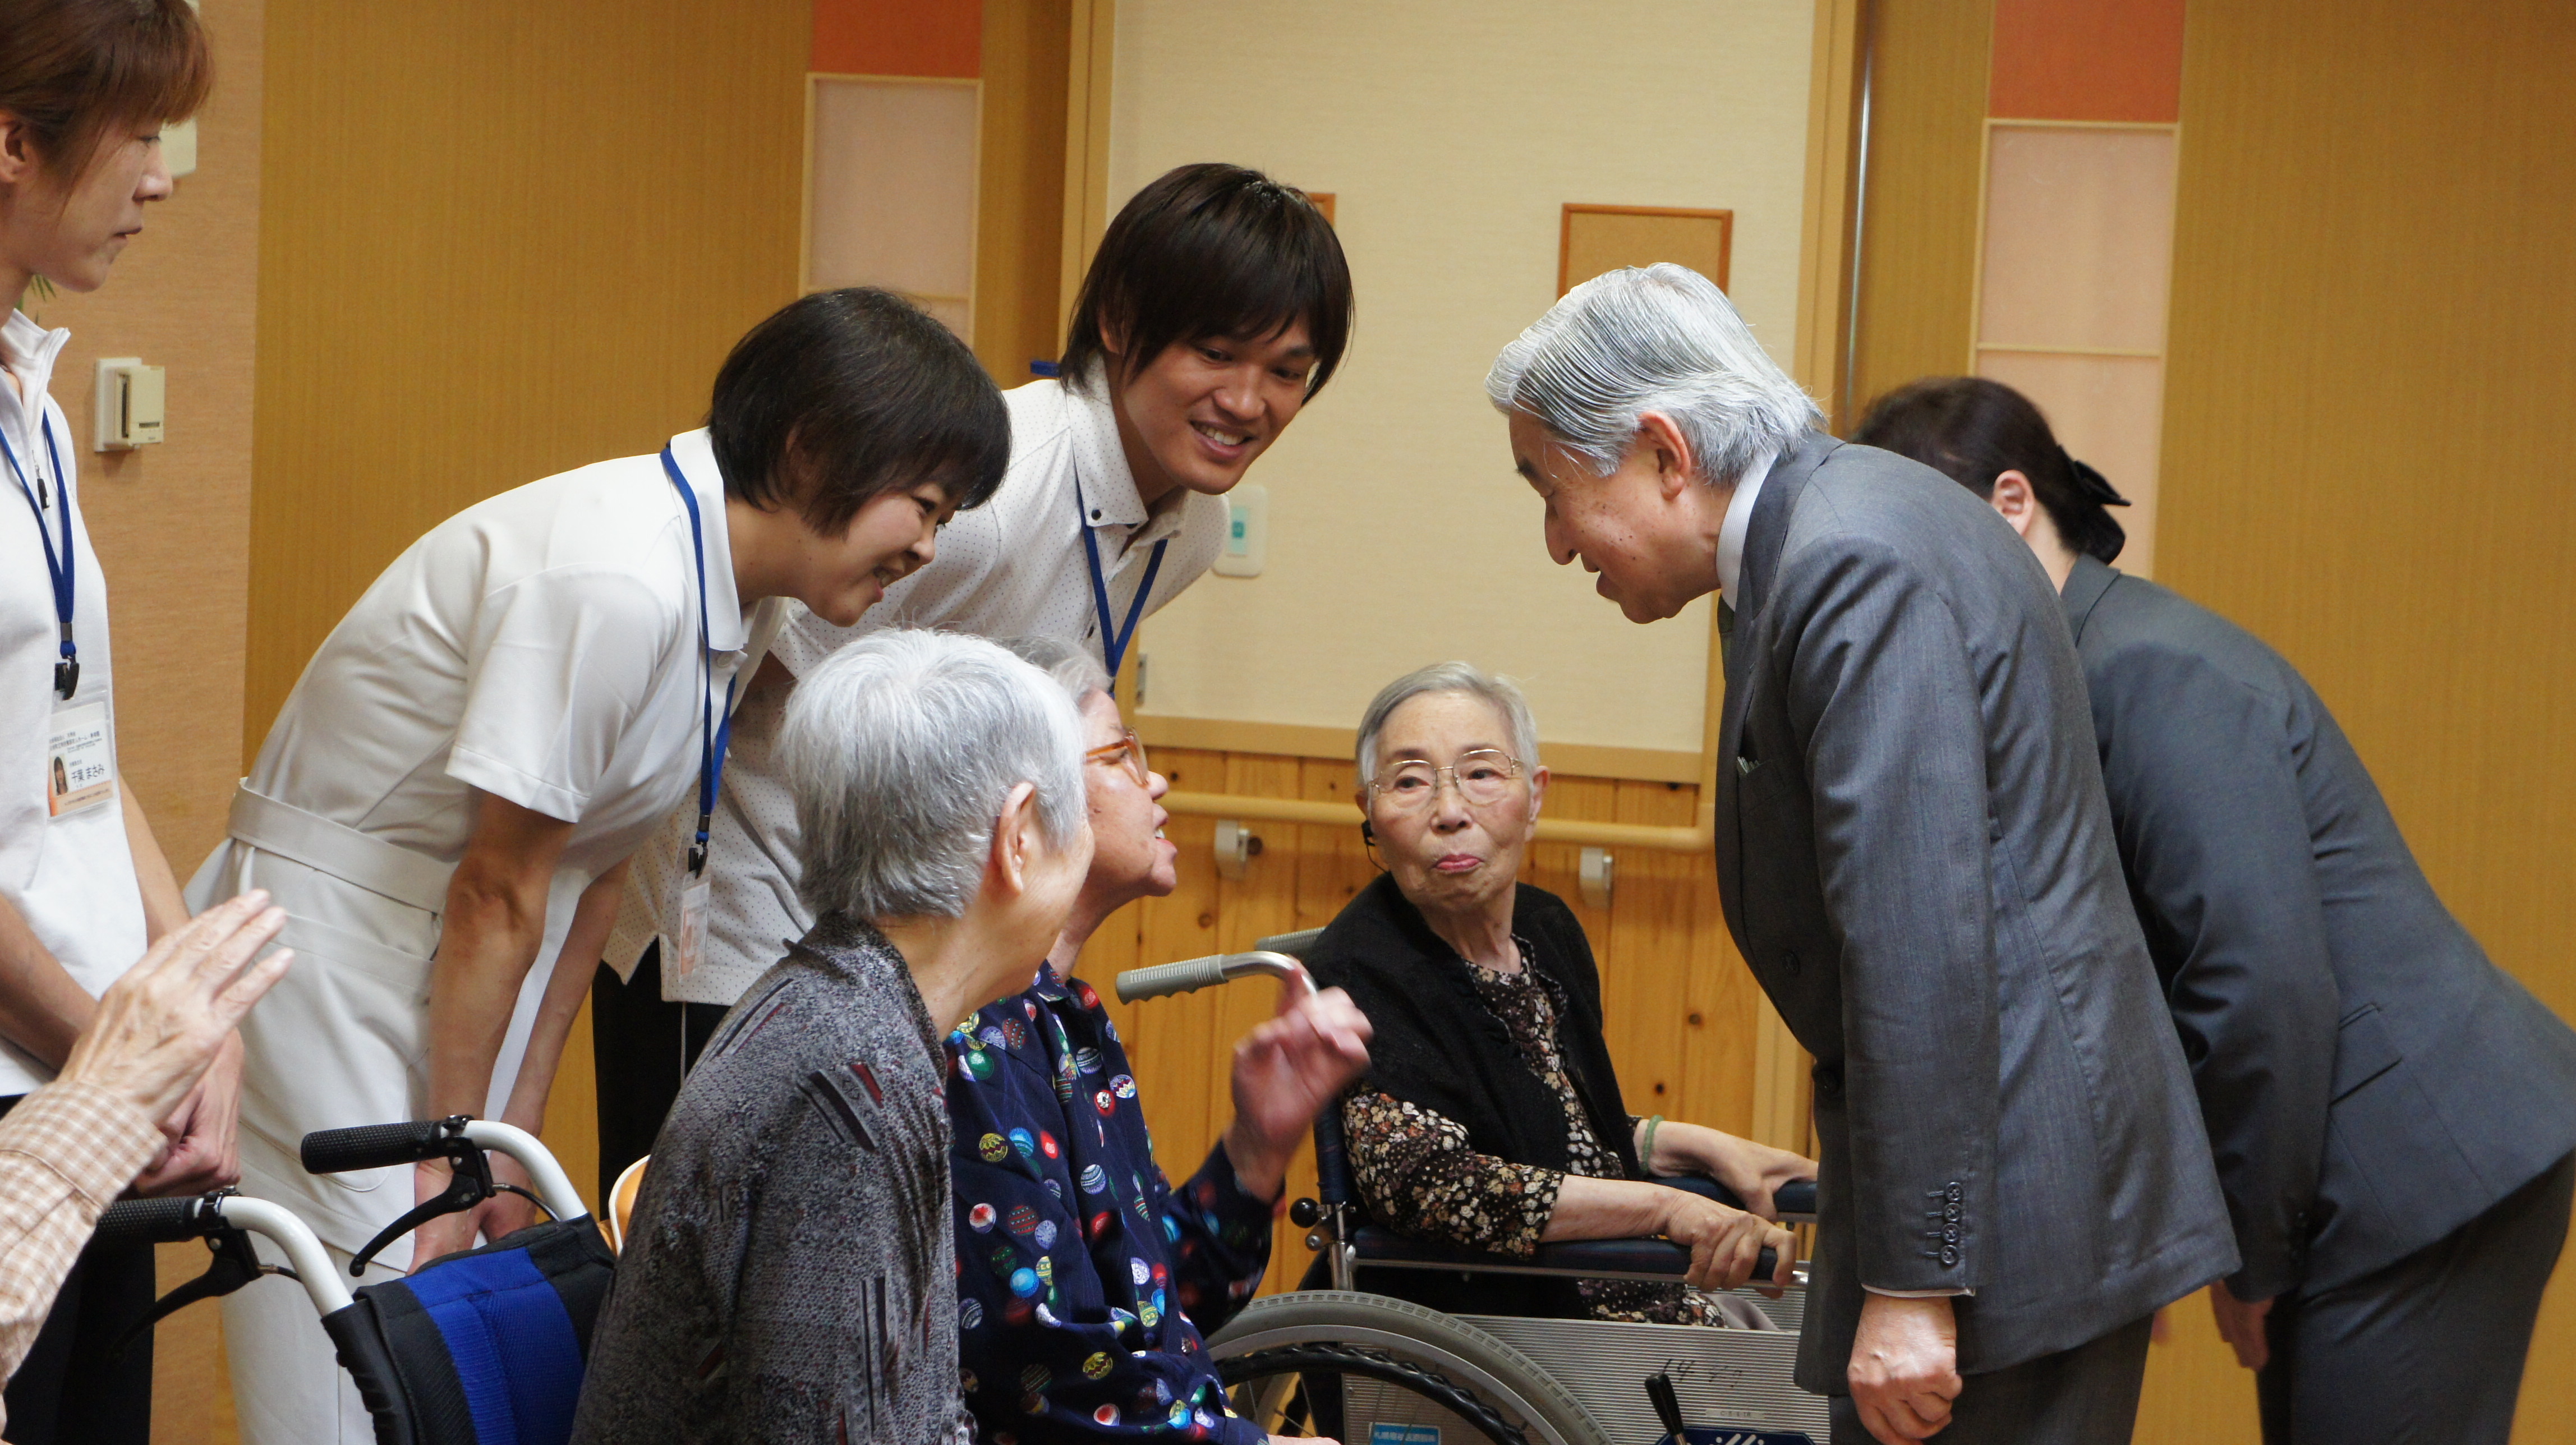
1715, 445, 1780, 609
1, 311, 70, 464
1065, 366, 1155, 532
663, 426, 748, 652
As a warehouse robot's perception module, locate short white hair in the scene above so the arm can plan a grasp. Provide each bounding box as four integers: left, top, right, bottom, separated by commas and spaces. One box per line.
1355, 661, 1542, 782
1485, 263, 1821, 485
779, 629, 1087, 921
999, 634, 1112, 711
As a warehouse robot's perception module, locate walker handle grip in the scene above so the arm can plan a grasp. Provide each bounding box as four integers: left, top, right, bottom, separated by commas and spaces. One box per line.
301, 1119, 454, 1175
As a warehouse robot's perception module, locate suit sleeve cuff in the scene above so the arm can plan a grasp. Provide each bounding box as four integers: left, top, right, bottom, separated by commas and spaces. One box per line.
1864, 1285, 1975, 1298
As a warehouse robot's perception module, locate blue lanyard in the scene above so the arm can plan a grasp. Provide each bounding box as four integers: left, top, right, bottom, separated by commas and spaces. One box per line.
1075, 480, 1167, 683
660, 445, 737, 875
2, 413, 77, 700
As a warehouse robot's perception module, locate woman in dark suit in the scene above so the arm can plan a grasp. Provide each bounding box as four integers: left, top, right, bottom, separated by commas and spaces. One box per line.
1305, 662, 1809, 1325
1856, 377, 2576, 1445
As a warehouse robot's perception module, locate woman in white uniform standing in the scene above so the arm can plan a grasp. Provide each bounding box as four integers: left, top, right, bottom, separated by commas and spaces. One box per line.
189, 287, 1011, 1444
0, 5, 212, 1442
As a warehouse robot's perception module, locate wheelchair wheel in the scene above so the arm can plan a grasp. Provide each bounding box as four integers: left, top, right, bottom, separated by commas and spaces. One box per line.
1208, 1290, 1611, 1445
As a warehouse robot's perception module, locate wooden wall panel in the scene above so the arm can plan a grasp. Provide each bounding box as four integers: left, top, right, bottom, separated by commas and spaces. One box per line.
1847, 0, 1993, 414
2154, 3, 2576, 1439
974, 0, 1072, 381
246, 0, 809, 752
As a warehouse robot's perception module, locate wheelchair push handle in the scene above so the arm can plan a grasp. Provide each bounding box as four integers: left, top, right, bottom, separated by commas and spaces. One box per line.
301, 1118, 453, 1174
95, 1191, 353, 1318
1115, 950, 1312, 1004
302, 1116, 587, 1225
94, 1194, 213, 1246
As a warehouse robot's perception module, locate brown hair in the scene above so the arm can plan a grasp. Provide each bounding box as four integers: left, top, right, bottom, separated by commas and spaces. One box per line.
0, 0, 210, 184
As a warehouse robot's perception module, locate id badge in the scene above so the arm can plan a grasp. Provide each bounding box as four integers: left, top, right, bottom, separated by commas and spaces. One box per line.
674, 874, 711, 981
44, 701, 115, 818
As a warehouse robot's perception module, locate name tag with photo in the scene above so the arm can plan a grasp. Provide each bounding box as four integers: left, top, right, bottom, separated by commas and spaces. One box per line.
45, 701, 116, 817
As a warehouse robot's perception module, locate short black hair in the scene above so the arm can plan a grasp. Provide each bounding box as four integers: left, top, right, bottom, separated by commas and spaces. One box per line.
709, 288, 1010, 535
1060, 162, 1354, 398
1853, 376, 2128, 565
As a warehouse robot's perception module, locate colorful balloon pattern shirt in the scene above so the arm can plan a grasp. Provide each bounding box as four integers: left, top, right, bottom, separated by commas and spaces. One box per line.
948, 965, 1273, 1443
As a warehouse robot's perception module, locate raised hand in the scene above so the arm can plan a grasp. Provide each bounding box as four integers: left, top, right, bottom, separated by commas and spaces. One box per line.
1221, 983, 1372, 1198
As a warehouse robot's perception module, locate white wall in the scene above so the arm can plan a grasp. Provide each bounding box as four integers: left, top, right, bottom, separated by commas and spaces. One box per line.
1110, 0, 1814, 757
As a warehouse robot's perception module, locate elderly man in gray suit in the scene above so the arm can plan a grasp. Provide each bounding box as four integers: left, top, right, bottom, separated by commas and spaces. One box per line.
1483, 265, 2238, 1445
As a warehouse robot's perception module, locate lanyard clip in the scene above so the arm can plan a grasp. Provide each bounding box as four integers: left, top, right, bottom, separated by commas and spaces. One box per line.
688, 813, 713, 875
52, 658, 77, 701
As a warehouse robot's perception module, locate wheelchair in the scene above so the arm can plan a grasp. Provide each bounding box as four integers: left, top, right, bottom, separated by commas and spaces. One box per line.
96, 1116, 610, 1445
1119, 932, 1830, 1445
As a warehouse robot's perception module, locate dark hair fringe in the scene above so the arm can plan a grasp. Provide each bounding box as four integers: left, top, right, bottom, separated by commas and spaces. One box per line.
1851, 375, 2128, 564
1060, 162, 1354, 398
0, 0, 211, 183
707, 288, 1010, 535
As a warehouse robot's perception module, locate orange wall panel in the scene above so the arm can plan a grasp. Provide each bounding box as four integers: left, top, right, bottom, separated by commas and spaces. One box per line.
1989, 0, 2184, 122
813, 0, 982, 76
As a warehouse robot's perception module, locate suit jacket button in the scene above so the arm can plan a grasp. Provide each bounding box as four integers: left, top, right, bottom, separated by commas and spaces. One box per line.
1940, 1247, 1959, 1267
1782, 951, 1801, 975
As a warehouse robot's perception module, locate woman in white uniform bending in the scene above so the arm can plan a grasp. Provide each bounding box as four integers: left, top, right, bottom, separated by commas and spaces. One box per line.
189, 287, 1010, 1444
0, 6, 211, 1442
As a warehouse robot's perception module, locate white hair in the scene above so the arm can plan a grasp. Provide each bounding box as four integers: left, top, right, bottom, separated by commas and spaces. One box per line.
1485, 263, 1821, 484
1355, 661, 1542, 782
999, 634, 1113, 710
779, 629, 1088, 921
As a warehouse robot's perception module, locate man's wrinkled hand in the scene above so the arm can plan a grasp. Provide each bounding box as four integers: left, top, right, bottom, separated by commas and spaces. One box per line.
1848, 1292, 1963, 1443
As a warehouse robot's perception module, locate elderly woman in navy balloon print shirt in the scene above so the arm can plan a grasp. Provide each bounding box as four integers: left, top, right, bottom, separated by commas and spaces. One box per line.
946, 638, 1373, 1444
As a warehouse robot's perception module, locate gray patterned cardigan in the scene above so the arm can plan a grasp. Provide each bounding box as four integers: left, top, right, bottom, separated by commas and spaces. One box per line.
572, 915, 974, 1443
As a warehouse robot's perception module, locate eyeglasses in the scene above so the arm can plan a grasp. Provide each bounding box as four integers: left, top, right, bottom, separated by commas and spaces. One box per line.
1084, 728, 1150, 788
1366, 749, 1525, 811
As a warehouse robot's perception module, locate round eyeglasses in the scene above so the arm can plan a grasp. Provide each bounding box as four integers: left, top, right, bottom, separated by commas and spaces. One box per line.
1084, 728, 1150, 788
1365, 749, 1526, 811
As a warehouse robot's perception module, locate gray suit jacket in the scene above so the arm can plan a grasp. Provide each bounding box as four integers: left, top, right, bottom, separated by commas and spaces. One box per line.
1713, 434, 2237, 1391
2062, 555, 2576, 1299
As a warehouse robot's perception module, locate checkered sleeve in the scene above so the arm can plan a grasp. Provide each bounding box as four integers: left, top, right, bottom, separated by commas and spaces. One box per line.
0, 1081, 162, 1386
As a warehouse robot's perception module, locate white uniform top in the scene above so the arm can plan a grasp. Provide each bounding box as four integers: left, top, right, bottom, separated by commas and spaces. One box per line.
191, 427, 776, 1253
0, 312, 145, 1096
609, 373, 1226, 1003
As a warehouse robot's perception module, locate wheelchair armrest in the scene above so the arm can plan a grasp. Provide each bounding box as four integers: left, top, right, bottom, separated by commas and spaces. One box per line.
1350, 1226, 1782, 1285
1646, 1173, 1818, 1224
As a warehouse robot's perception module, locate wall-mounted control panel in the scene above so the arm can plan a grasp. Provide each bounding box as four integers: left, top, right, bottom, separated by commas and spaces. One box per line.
1213, 482, 1267, 578
94, 358, 166, 451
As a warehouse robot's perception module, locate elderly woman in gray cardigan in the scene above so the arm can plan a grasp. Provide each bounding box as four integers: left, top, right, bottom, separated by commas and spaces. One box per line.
572, 631, 1094, 1444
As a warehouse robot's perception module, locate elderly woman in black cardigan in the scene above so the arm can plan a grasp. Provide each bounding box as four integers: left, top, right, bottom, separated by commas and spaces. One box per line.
1306, 662, 1814, 1324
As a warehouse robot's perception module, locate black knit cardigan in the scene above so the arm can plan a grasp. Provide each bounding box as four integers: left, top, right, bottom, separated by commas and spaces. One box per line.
1303, 873, 1641, 1317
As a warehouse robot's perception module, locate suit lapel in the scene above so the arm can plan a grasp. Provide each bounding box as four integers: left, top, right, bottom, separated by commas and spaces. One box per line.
1713, 430, 1839, 932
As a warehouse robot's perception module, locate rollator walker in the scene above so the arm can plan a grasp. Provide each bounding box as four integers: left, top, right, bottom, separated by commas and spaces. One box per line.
96, 1116, 611, 1445
1119, 931, 1830, 1445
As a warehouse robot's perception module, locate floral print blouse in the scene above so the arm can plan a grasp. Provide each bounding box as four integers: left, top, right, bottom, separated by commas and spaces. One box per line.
1340, 941, 1741, 1327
